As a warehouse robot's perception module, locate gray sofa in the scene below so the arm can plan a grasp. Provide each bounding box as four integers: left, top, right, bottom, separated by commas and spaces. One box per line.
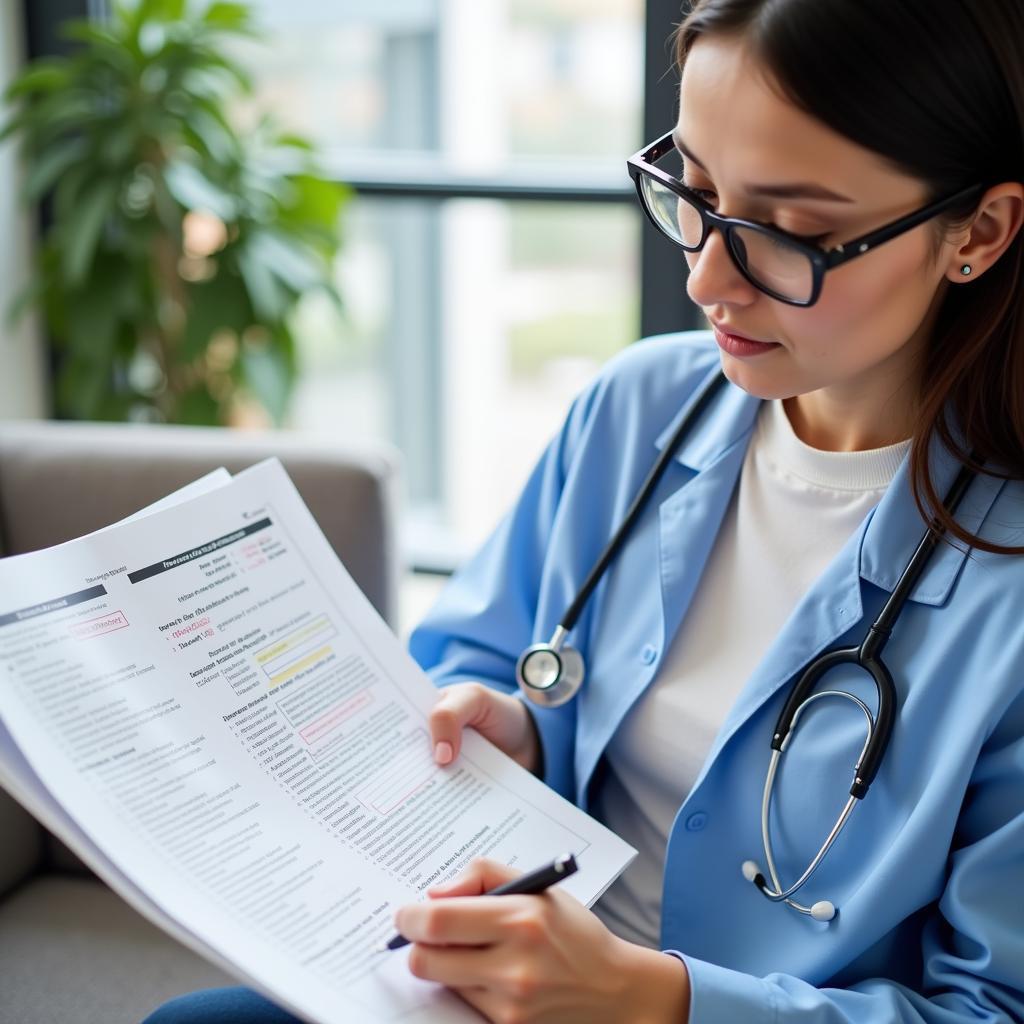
0, 419, 400, 1024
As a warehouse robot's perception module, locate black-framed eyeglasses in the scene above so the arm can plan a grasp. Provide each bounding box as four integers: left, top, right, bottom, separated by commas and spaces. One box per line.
627, 132, 985, 307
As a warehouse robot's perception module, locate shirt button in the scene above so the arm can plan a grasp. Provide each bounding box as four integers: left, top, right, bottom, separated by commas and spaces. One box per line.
641, 644, 658, 664
685, 812, 708, 832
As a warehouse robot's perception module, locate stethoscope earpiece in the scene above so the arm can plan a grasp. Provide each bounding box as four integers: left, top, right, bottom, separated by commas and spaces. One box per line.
810, 901, 836, 922
741, 860, 837, 921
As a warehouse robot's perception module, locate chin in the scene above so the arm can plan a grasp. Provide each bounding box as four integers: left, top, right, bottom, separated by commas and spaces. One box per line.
717, 353, 797, 401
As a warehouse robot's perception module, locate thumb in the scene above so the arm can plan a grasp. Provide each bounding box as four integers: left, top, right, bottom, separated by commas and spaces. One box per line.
428, 683, 492, 766
427, 857, 521, 899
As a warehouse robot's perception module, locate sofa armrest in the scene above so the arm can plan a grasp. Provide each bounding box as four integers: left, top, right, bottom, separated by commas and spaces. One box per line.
0, 789, 43, 897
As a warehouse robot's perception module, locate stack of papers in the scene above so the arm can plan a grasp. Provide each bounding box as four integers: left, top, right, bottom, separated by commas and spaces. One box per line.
0, 459, 634, 1023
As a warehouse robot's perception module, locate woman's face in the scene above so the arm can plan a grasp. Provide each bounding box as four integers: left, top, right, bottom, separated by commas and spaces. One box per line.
676, 34, 963, 411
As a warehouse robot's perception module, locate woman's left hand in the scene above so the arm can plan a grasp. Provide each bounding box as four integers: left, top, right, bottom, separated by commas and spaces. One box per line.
394, 858, 691, 1024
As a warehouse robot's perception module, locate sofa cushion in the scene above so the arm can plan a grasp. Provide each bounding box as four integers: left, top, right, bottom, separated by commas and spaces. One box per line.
0, 875, 235, 1024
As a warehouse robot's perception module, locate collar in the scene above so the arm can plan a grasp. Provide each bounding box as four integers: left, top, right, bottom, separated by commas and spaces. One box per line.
654, 366, 1005, 606
857, 434, 1004, 605
653, 364, 761, 471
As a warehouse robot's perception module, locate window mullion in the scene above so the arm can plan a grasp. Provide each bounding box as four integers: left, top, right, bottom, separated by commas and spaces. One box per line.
641, 0, 703, 337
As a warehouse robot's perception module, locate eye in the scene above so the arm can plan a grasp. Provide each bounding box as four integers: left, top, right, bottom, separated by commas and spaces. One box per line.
676, 156, 717, 204
688, 186, 717, 203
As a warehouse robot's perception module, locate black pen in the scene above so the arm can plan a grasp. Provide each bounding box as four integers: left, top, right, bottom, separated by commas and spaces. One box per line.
377, 852, 579, 952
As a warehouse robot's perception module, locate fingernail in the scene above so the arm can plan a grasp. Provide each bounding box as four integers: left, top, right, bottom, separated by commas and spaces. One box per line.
435, 741, 453, 765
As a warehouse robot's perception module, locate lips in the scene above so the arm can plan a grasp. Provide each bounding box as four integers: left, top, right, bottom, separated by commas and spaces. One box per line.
711, 323, 781, 358
710, 321, 772, 345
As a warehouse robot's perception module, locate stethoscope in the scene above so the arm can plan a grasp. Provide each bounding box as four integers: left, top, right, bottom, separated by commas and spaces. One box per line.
515, 370, 977, 922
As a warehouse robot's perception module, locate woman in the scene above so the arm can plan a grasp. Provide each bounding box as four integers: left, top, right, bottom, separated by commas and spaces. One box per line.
147, 0, 1024, 1021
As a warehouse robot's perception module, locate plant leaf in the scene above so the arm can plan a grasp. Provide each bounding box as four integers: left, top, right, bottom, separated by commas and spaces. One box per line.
61, 180, 119, 285
180, 64, 242, 102
176, 385, 221, 425
240, 335, 293, 425
21, 138, 88, 202
247, 230, 323, 293
185, 105, 238, 165
237, 242, 290, 322
56, 355, 111, 420
182, 271, 252, 359
3, 60, 70, 100
204, 3, 252, 29
163, 159, 237, 219
65, 279, 121, 366
99, 120, 142, 168
137, 0, 187, 24
281, 174, 349, 230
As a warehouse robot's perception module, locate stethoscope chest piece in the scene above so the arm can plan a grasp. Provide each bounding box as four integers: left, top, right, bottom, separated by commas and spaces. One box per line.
514, 372, 732, 712
516, 629, 584, 708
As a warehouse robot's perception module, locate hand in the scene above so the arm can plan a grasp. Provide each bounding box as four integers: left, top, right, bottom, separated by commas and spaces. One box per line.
429, 683, 541, 774
395, 858, 690, 1024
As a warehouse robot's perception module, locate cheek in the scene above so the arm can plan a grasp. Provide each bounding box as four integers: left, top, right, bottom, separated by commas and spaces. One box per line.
784, 238, 940, 365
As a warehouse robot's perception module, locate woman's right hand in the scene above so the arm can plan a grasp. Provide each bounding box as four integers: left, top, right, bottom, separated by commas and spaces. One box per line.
428, 683, 542, 775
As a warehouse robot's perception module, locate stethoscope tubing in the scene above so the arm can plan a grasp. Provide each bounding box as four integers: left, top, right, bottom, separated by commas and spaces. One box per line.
557, 370, 730, 635
515, 367, 982, 922
769, 460, 976, 799
757, 690, 872, 905
750, 461, 977, 917
516, 370, 729, 706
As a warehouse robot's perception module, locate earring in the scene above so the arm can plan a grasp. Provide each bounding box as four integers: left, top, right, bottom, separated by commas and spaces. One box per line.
960, 264, 973, 276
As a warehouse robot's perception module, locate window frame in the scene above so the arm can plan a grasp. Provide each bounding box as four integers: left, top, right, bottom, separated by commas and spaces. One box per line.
26, 0, 701, 335
25, 0, 703, 574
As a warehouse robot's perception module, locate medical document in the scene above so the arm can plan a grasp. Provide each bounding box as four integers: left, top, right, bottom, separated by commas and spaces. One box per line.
0, 459, 635, 1024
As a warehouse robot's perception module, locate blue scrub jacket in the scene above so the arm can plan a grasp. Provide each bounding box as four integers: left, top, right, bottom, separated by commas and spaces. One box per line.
408, 331, 1024, 1024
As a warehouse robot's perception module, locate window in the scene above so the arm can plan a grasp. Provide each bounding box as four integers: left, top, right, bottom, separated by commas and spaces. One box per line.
231, 0, 649, 561
28, 0, 698, 570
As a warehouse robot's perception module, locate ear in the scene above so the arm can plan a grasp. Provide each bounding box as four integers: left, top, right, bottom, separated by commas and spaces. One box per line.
946, 181, 1024, 283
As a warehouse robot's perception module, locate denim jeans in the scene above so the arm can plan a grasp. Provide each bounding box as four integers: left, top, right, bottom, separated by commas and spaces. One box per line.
142, 987, 303, 1023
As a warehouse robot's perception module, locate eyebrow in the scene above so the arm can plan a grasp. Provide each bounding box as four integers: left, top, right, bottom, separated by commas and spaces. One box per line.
671, 130, 855, 204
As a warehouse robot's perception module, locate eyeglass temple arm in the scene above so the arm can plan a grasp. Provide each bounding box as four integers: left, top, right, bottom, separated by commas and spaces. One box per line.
824, 184, 985, 269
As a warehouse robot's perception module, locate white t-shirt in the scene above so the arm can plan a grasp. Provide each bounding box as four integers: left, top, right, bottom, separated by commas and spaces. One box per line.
590, 398, 911, 949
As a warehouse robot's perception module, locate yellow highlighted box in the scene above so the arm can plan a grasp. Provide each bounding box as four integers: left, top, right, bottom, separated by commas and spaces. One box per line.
269, 644, 333, 688
257, 614, 331, 666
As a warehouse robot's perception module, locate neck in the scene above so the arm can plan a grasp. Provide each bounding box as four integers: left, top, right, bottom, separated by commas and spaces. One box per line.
783, 374, 918, 451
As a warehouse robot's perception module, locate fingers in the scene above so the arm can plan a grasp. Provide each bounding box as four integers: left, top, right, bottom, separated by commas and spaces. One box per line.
427, 857, 521, 898
427, 683, 491, 765
427, 684, 541, 773
397, 894, 530, 947
406, 942, 506, 990
395, 859, 526, 949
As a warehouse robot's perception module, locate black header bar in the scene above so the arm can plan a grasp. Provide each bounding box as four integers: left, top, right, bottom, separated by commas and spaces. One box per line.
0, 584, 107, 629
128, 518, 272, 584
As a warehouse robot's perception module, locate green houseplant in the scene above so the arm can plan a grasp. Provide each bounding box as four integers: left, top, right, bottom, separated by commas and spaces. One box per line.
2, 0, 350, 425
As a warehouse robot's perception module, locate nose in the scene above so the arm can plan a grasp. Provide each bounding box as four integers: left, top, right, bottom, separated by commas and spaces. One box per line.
685, 227, 758, 310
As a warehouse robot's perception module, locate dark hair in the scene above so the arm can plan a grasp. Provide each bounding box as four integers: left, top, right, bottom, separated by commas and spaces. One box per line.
675, 0, 1024, 555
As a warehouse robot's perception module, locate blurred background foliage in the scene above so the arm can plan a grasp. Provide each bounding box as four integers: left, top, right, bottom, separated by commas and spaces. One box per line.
1, 0, 350, 426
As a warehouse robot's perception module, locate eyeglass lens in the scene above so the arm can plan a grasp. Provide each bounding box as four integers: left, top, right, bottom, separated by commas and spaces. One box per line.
639, 147, 816, 304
